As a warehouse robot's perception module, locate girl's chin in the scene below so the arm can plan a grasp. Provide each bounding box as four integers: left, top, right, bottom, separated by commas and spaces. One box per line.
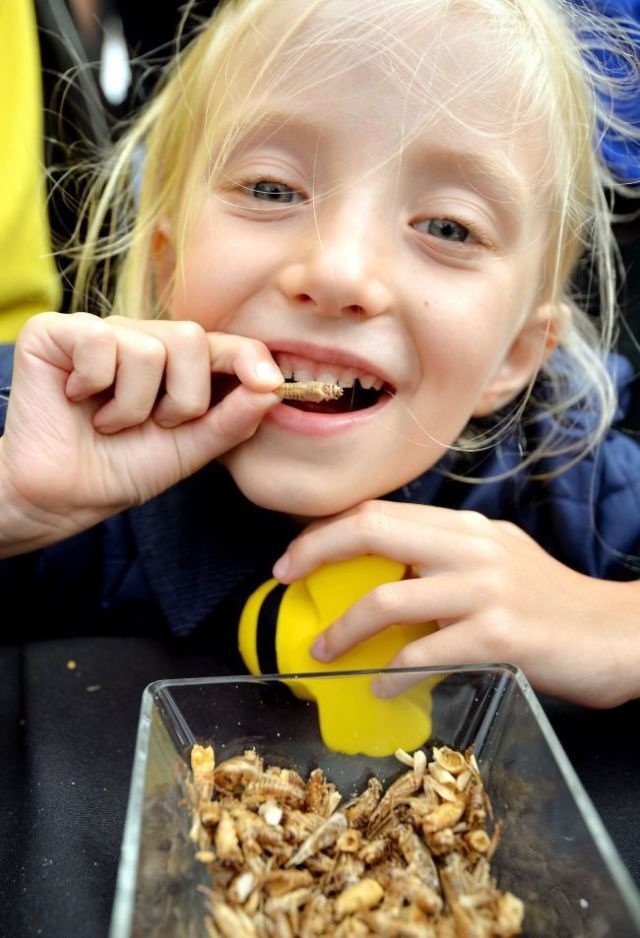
221, 455, 359, 518
238, 481, 349, 519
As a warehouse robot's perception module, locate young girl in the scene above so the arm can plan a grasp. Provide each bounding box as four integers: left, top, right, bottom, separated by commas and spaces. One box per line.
1, 0, 640, 707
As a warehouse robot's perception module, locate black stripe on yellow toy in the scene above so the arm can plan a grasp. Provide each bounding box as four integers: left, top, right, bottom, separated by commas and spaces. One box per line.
255, 581, 285, 674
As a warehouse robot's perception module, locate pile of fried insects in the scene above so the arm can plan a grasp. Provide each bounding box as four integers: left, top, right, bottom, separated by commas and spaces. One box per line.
186, 743, 524, 937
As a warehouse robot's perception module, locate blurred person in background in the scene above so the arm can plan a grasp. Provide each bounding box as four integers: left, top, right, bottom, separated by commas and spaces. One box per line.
0, 0, 62, 341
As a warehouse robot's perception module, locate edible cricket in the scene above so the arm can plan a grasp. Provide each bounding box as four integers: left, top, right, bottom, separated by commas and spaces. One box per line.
276, 381, 344, 403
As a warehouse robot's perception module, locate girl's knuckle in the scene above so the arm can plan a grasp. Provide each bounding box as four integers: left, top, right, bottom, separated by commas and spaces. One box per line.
478, 611, 516, 655
174, 319, 206, 346
458, 509, 492, 534
392, 640, 428, 671
472, 566, 509, 606
243, 336, 269, 359
497, 519, 521, 536
352, 501, 389, 537
137, 336, 166, 368
369, 581, 402, 617
127, 404, 153, 426
475, 538, 505, 569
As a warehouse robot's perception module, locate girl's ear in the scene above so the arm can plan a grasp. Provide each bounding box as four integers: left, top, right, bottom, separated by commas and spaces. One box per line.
473, 302, 571, 417
151, 219, 175, 309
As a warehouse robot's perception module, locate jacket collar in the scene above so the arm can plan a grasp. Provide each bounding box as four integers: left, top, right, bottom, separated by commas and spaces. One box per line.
127, 461, 448, 636
129, 462, 300, 635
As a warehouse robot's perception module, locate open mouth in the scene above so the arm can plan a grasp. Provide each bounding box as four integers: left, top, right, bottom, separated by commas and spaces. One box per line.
276, 353, 393, 413
278, 377, 388, 413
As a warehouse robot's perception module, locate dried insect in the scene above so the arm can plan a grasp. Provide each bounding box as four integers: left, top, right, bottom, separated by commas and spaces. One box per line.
381, 867, 443, 915
228, 870, 258, 905
282, 807, 323, 846
334, 877, 384, 917
299, 893, 331, 937
262, 869, 314, 898
464, 829, 492, 855
214, 750, 262, 795
244, 767, 307, 808
393, 822, 440, 890
258, 798, 284, 826
432, 746, 469, 776
335, 828, 362, 854
215, 808, 243, 863
368, 767, 424, 830
421, 799, 466, 834
322, 853, 365, 894
276, 381, 344, 403
210, 898, 259, 938
286, 811, 348, 867
344, 776, 383, 829
305, 767, 341, 817
188, 744, 524, 937
191, 743, 215, 805
357, 836, 389, 866
424, 826, 457, 857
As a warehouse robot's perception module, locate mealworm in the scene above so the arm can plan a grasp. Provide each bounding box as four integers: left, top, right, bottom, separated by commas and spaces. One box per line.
276, 381, 344, 403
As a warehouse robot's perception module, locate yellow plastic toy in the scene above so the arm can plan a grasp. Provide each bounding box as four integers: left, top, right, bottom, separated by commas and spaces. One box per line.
238, 555, 440, 757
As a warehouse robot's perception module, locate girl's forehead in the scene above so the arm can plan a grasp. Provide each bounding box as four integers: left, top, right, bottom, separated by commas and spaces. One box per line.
231, 0, 540, 130
254, 0, 518, 63
219, 0, 548, 158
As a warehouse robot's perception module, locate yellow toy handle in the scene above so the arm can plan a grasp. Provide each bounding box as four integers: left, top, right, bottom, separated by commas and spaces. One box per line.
239, 556, 440, 756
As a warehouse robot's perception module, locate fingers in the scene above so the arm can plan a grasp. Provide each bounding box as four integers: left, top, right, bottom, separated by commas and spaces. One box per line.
273, 500, 508, 582
369, 624, 501, 699
310, 574, 470, 662
206, 332, 283, 391
89, 331, 172, 433
17, 313, 284, 436
382, 619, 513, 681
168, 380, 282, 475
8, 313, 288, 520
282, 502, 545, 694
17, 312, 117, 392
137, 321, 212, 429
91, 318, 282, 433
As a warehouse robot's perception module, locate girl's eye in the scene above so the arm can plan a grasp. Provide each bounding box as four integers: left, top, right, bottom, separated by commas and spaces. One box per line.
417, 218, 474, 243
244, 180, 303, 203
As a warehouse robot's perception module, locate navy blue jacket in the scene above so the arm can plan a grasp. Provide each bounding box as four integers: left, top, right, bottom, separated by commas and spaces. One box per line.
578, 0, 640, 185
1, 345, 640, 649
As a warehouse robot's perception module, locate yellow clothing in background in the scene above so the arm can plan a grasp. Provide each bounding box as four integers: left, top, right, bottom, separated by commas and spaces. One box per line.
0, 0, 61, 341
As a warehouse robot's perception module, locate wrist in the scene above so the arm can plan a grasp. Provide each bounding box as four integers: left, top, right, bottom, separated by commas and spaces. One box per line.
0, 446, 87, 558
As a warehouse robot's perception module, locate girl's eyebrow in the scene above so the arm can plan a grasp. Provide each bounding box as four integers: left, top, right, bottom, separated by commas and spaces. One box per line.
232, 110, 329, 145
416, 145, 530, 207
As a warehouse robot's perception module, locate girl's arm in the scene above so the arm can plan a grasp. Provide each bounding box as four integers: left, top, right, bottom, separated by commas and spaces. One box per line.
273, 500, 640, 708
0, 311, 282, 558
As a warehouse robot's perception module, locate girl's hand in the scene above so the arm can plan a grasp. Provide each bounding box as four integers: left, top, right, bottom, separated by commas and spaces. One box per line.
0, 312, 282, 555
273, 500, 640, 708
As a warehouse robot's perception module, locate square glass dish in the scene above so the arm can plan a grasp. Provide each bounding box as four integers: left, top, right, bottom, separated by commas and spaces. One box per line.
109, 665, 640, 937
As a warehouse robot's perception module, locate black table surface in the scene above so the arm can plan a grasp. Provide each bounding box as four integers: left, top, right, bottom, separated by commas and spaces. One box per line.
1, 635, 639, 938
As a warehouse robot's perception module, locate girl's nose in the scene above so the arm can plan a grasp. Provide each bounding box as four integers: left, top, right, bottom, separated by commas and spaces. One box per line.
277, 205, 394, 318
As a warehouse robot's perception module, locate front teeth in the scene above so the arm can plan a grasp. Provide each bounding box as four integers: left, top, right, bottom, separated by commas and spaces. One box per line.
292, 368, 315, 383
358, 374, 381, 390
279, 356, 383, 391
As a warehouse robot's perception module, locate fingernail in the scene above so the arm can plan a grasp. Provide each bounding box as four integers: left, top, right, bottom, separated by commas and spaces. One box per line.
272, 555, 289, 580
370, 676, 390, 698
311, 634, 329, 661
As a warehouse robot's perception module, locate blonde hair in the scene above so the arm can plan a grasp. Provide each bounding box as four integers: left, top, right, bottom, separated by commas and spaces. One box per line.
71, 0, 640, 474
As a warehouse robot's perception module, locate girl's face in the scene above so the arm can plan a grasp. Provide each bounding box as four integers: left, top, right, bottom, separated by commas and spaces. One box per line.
163, 1, 559, 517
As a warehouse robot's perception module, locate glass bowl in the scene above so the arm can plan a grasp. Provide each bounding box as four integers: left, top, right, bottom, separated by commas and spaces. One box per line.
109, 665, 640, 937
